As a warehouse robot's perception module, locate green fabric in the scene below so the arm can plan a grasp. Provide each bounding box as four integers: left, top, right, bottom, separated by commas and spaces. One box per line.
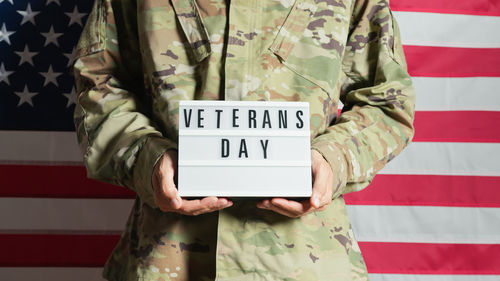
72, 0, 415, 280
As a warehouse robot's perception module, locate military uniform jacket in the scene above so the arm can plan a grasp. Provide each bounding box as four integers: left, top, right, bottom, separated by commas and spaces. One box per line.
73, 0, 415, 280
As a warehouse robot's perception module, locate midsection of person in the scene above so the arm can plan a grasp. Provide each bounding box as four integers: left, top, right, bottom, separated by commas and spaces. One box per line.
73, 0, 414, 280
103, 1, 362, 280
140, 0, 347, 140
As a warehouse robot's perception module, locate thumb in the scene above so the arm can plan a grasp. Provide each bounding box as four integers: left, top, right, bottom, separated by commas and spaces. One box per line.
158, 151, 182, 209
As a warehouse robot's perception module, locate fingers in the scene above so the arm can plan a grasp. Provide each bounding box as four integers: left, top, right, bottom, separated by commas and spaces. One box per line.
153, 152, 181, 210
176, 197, 233, 216
155, 171, 233, 215
310, 150, 333, 209
153, 151, 233, 215
161, 171, 181, 209
155, 182, 233, 215
257, 198, 315, 218
257, 150, 334, 218
152, 150, 233, 215
310, 164, 330, 208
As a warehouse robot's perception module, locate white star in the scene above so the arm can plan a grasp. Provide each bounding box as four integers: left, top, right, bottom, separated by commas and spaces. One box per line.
63, 87, 77, 108
0, 63, 14, 85
64, 47, 77, 68
40, 65, 62, 87
0, 23, 15, 45
41, 25, 63, 47
46, 0, 60, 5
17, 3, 40, 25
15, 85, 38, 107
65, 6, 86, 27
0, 0, 14, 5
15, 45, 37, 66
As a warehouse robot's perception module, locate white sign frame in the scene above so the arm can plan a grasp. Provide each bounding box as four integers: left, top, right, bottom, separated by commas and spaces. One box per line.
178, 100, 312, 197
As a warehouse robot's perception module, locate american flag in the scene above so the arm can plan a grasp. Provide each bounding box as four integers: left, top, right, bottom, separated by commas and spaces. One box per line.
1, 0, 499, 280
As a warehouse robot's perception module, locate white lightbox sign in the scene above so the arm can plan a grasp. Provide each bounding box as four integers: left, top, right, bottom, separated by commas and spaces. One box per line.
178, 100, 312, 197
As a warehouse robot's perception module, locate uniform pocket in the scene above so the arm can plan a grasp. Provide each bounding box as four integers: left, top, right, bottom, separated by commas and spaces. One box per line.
75, 0, 107, 59
268, 0, 350, 97
171, 0, 212, 63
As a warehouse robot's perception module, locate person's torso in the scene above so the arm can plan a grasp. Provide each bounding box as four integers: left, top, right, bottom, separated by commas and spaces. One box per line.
103, 1, 368, 280
139, 0, 351, 142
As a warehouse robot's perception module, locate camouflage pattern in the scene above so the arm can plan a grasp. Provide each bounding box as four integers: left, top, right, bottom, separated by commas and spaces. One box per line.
72, 0, 415, 280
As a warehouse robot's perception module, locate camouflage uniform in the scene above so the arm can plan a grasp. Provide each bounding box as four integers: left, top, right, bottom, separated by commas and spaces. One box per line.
73, 0, 415, 280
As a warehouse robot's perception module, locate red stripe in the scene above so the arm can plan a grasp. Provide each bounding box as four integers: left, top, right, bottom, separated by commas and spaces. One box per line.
360, 242, 500, 274
412, 111, 500, 143
0, 165, 136, 198
338, 109, 499, 144
391, 0, 500, 16
0, 234, 119, 267
344, 174, 500, 207
404, 46, 500, 77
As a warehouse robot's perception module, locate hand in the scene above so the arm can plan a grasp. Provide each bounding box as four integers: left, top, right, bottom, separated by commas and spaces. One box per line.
257, 150, 333, 218
152, 150, 233, 215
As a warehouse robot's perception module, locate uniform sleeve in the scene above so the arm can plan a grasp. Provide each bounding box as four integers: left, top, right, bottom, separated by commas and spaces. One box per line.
310, 0, 415, 199
72, 0, 176, 208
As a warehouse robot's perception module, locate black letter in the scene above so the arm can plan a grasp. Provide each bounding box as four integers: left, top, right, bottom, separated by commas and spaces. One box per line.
233, 109, 239, 128
183, 109, 192, 127
197, 109, 204, 128
296, 110, 304, 128
215, 109, 223, 129
248, 110, 257, 128
278, 110, 288, 129
260, 139, 269, 159
262, 110, 271, 128
239, 139, 248, 158
221, 139, 229, 158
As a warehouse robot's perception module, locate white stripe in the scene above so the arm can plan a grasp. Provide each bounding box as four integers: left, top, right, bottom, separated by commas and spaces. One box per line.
0, 198, 133, 232
179, 129, 309, 136
413, 77, 500, 111
3, 198, 500, 245
394, 11, 500, 48
368, 274, 500, 281
0, 131, 82, 164
380, 142, 500, 176
347, 205, 500, 244
0, 268, 105, 281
